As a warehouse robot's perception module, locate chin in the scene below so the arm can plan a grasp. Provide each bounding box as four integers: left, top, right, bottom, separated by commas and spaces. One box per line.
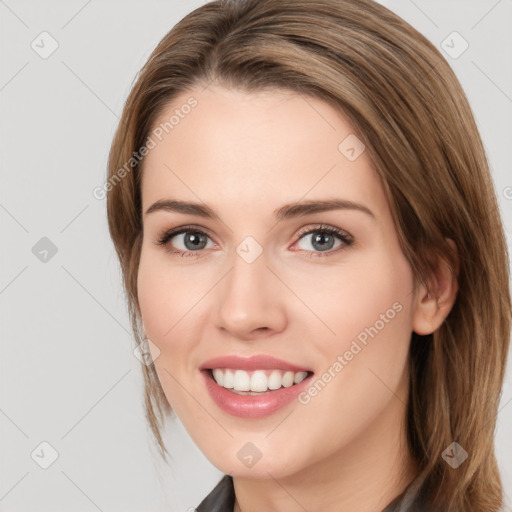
200, 440, 306, 480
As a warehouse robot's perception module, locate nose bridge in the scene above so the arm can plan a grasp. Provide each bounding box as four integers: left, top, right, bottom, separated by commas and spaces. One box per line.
214, 237, 286, 337
229, 240, 268, 295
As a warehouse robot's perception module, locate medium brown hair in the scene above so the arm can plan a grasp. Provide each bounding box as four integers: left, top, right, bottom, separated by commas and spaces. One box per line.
106, 0, 511, 509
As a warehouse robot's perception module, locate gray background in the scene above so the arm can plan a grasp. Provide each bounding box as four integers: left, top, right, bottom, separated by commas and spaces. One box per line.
1, 1, 511, 510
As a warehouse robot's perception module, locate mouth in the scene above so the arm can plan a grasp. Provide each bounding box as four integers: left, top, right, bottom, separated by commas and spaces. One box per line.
199, 354, 315, 417
205, 368, 314, 395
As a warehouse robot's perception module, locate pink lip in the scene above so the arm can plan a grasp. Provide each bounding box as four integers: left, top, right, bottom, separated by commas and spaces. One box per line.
199, 354, 313, 418
199, 354, 311, 372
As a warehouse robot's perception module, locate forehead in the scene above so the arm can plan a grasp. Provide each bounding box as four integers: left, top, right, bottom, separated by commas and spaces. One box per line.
140, 85, 388, 218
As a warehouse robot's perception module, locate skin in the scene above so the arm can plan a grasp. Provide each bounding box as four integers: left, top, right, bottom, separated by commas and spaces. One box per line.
137, 84, 458, 512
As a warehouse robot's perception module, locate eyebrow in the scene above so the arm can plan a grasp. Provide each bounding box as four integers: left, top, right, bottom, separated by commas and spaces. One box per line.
144, 198, 375, 221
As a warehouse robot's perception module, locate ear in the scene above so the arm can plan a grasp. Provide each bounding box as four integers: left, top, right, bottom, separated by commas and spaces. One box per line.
412, 238, 459, 336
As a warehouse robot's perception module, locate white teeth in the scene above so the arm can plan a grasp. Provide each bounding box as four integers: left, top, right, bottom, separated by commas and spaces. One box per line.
212, 369, 224, 387
250, 370, 268, 392
268, 370, 282, 390
223, 369, 234, 389
294, 371, 307, 384
282, 371, 294, 388
234, 370, 250, 391
211, 368, 309, 392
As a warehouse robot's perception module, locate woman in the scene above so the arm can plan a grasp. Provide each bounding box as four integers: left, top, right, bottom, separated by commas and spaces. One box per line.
105, 0, 511, 510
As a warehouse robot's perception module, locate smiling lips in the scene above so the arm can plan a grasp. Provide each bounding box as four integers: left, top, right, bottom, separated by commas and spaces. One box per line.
200, 355, 314, 418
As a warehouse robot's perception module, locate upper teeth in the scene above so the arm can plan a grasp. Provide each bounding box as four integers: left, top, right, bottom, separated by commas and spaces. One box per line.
211, 368, 308, 392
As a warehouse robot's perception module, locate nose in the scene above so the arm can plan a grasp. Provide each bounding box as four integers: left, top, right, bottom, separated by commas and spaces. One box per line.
213, 247, 287, 340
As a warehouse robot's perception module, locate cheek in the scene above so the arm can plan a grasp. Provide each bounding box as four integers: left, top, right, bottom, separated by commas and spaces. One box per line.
137, 258, 170, 339
301, 250, 415, 413
137, 249, 205, 341
295, 249, 415, 428
291, 247, 414, 358
284, 264, 414, 466
136, 248, 213, 409
136, 253, 194, 411
343, 266, 412, 350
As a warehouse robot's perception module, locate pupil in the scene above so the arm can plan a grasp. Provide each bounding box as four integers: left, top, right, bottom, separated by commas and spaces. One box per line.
313, 232, 334, 251
185, 232, 206, 250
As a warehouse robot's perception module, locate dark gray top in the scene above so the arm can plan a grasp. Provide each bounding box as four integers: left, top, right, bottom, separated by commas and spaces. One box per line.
196, 471, 429, 512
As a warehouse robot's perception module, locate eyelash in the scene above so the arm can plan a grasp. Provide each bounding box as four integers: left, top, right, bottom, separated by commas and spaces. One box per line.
154, 224, 354, 259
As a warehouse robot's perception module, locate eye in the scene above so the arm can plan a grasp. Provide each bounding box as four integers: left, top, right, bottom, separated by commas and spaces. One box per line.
155, 225, 215, 258
292, 224, 353, 258
154, 223, 353, 258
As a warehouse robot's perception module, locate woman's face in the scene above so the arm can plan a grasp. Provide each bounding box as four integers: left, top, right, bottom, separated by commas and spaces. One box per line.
138, 85, 419, 479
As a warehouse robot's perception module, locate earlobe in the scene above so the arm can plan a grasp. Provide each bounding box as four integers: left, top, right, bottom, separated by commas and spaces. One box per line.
411, 238, 459, 336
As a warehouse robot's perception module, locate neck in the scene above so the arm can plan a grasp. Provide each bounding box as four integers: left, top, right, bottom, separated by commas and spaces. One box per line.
232, 379, 418, 512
